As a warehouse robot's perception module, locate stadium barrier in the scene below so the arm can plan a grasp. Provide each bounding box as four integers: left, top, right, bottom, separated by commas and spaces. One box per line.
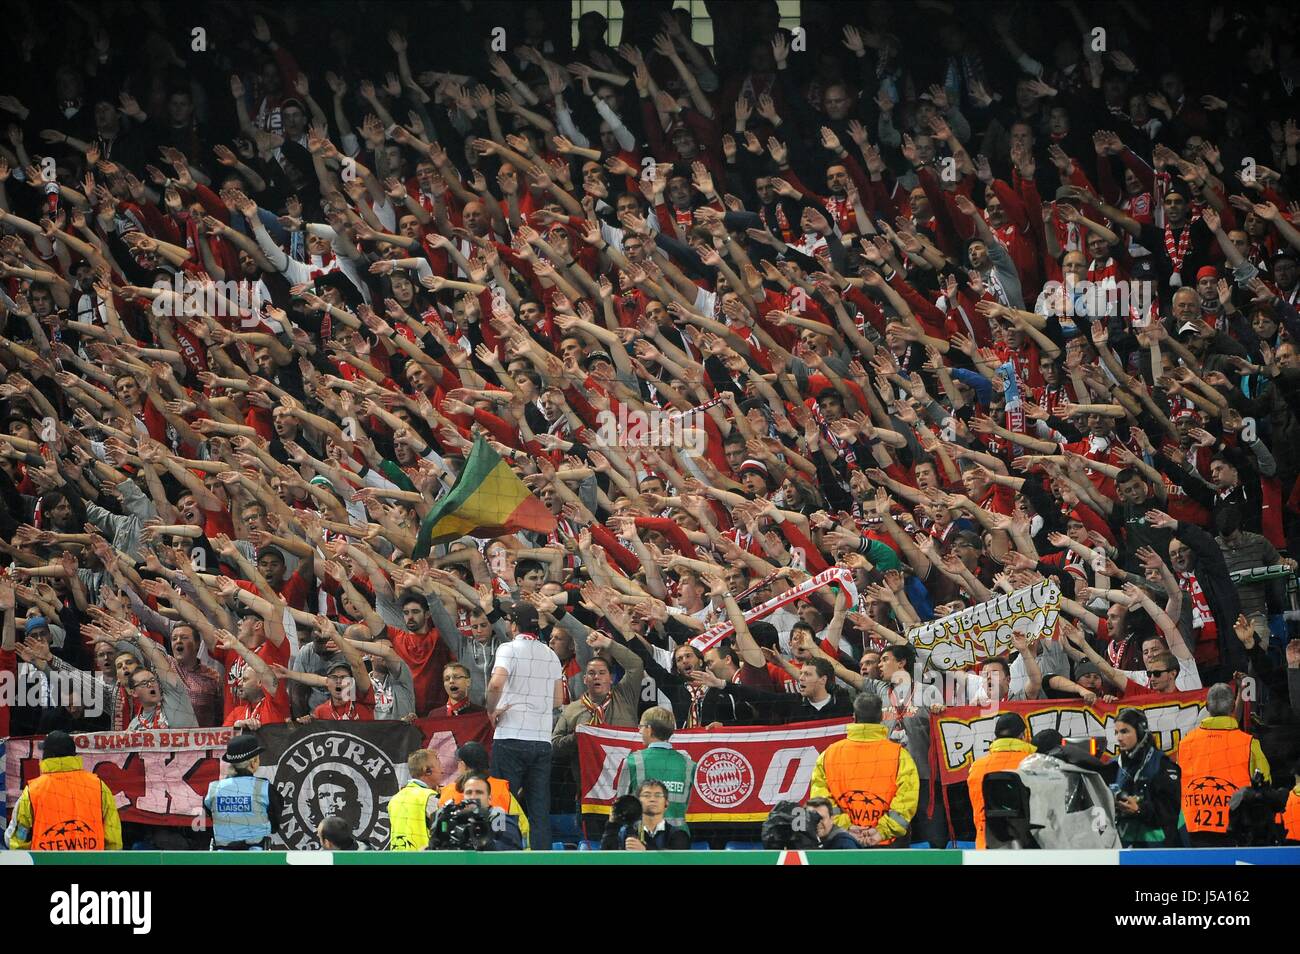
2, 847, 1297, 865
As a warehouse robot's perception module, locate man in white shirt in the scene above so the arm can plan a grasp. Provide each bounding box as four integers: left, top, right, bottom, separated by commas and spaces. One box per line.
486, 603, 564, 851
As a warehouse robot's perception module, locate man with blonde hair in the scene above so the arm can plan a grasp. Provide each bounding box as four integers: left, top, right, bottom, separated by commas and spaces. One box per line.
386, 749, 442, 851
614, 706, 697, 827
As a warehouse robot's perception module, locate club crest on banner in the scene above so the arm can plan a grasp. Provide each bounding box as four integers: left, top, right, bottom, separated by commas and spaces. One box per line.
695, 748, 755, 808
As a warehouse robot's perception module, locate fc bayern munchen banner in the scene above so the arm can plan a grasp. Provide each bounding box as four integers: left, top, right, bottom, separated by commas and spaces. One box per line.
578, 720, 849, 821
6, 728, 238, 827
931, 689, 1208, 785
256, 721, 425, 850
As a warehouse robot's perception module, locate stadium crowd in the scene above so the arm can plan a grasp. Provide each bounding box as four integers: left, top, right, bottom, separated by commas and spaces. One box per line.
2, 0, 1300, 852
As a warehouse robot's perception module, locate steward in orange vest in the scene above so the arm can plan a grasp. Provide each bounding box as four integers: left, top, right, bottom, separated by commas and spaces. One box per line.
1282, 784, 1300, 844
967, 712, 1037, 849
1177, 699, 1270, 844
810, 694, 919, 846
9, 731, 122, 851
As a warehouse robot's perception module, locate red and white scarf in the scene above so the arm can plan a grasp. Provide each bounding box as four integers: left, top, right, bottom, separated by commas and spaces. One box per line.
1163, 221, 1194, 273
1177, 570, 1213, 630
690, 567, 857, 653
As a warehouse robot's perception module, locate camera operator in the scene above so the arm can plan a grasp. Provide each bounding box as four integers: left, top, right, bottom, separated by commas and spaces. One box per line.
600, 780, 690, 851
807, 798, 862, 850
428, 774, 522, 852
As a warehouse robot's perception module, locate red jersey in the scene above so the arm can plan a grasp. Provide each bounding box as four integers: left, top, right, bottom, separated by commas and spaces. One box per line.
214, 638, 291, 715
312, 683, 376, 721
223, 691, 291, 727
386, 625, 455, 715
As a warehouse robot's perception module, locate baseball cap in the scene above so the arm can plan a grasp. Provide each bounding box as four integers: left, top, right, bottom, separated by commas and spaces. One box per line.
510, 602, 539, 634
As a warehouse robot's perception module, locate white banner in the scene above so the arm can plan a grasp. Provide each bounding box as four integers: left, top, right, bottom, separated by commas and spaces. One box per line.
907, 580, 1061, 671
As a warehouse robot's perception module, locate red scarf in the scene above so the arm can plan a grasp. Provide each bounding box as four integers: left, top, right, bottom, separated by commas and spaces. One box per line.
323, 698, 360, 720
825, 195, 853, 233
446, 698, 471, 717
763, 202, 794, 244
685, 682, 707, 728
1164, 221, 1194, 273
1177, 570, 1213, 630
135, 705, 167, 729
579, 692, 612, 725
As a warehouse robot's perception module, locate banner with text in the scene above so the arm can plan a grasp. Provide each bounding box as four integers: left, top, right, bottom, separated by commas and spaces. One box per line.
931, 690, 1209, 785
5, 716, 489, 838
5, 728, 237, 827
578, 719, 850, 821
256, 721, 426, 850
690, 567, 858, 653
907, 580, 1061, 671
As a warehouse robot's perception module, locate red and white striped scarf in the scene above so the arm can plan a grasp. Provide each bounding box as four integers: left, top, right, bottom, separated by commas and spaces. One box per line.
1164, 222, 1194, 273
1177, 570, 1213, 629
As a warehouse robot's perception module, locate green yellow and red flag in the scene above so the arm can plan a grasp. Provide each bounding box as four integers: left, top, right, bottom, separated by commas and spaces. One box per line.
411, 436, 556, 557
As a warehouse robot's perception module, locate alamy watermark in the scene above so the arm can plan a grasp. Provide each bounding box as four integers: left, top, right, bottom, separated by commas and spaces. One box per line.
1038, 278, 1154, 321
595, 405, 709, 455
0, 669, 106, 717
150, 272, 260, 326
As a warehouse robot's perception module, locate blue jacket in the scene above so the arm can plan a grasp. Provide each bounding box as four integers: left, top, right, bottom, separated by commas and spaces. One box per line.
204, 774, 275, 849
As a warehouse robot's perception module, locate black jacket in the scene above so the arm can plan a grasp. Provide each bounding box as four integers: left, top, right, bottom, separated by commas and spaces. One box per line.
600, 821, 691, 851
716, 682, 855, 725
625, 638, 761, 727
1113, 741, 1185, 849
1173, 521, 1246, 675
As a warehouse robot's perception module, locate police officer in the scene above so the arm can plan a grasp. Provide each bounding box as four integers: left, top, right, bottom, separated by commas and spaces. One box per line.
387, 749, 442, 851
1178, 683, 1271, 847
203, 733, 281, 850
614, 707, 697, 828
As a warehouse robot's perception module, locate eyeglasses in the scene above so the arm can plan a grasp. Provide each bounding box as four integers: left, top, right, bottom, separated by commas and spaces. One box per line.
134, 678, 160, 689
1145, 669, 1171, 679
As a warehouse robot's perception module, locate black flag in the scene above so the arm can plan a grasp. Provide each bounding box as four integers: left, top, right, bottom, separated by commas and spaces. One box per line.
256, 721, 424, 850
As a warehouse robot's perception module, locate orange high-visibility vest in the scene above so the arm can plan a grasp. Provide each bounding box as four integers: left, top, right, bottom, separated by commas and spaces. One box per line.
821, 736, 903, 844
438, 776, 511, 814
27, 770, 107, 851
968, 749, 1035, 849
1178, 727, 1252, 834
1281, 791, 1300, 842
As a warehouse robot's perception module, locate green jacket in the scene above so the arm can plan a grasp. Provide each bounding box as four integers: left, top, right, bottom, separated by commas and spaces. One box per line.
615, 742, 697, 827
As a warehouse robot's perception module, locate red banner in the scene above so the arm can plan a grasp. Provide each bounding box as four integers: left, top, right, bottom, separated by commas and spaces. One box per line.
414, 711, 493, 786
5, 714, 495, 829
5, 728, 238, 827
930, 690, 1209, 785
578, 719, 850, 822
